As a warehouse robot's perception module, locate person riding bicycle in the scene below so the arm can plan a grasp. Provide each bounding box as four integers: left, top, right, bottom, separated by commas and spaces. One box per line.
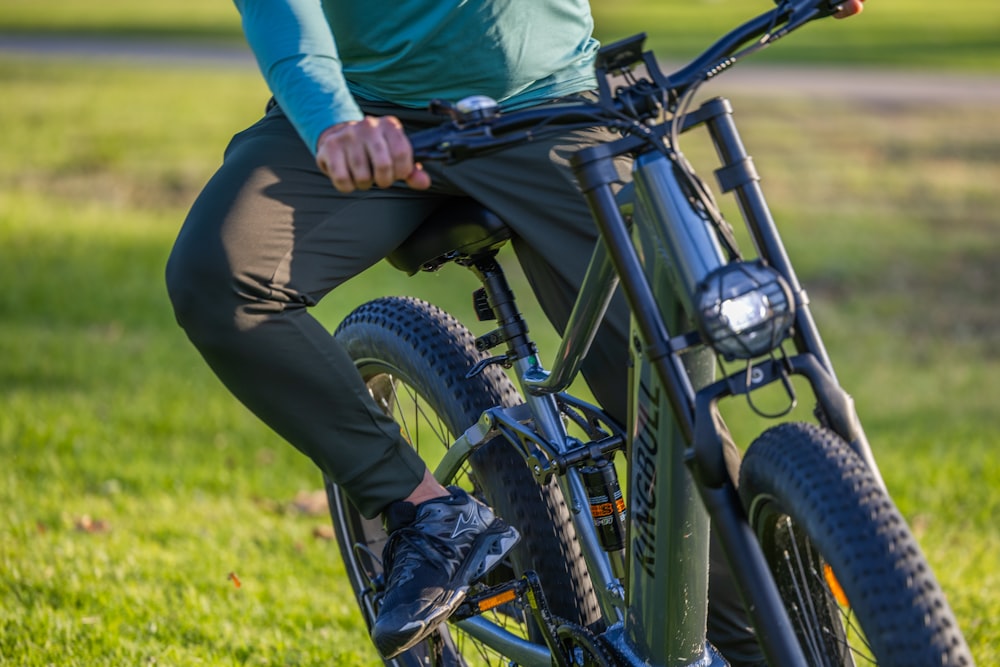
166, 0, 864, 662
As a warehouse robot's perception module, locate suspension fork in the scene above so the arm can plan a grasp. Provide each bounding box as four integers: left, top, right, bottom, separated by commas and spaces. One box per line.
696, 97, 884, 487
697, 97, 837, 377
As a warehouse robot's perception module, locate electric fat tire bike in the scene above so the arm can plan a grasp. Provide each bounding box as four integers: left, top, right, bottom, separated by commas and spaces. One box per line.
323, 1, 975, 665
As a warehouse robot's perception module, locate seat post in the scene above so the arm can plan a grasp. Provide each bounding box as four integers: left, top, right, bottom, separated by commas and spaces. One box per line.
465, 254, 537, 363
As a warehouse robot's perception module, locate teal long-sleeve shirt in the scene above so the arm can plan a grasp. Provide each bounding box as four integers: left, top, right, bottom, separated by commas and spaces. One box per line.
234, 0, 600, 154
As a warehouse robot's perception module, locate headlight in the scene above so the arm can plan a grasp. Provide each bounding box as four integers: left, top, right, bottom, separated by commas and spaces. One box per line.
695, 260, 795, 360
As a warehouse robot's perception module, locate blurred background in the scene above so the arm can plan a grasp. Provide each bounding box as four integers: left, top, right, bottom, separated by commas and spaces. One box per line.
1, 0, 998, 664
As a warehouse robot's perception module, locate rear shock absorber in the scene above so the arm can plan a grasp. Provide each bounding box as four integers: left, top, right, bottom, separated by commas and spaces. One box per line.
581, 457, 627, 579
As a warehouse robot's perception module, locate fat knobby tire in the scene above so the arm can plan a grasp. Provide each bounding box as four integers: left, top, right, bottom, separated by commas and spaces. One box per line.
328, 296, 599, 666
739, 421, 973, 666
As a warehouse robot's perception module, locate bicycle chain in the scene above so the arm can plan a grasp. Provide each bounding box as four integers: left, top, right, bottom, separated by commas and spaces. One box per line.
551, 616, 620, 667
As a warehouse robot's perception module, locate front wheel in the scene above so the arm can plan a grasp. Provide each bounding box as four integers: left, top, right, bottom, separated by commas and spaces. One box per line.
324, 296, 599, 666
739, 422, 973, 666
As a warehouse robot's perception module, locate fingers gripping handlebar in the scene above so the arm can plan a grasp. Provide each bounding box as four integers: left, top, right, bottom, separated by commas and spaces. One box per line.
777, 0, 863, 21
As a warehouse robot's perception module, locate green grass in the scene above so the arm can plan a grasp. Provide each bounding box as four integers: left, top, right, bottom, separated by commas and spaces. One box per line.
1, 0, 999, 72
1, 12, 999, 667
0, 59, 381, 666
0, 0, 242, 41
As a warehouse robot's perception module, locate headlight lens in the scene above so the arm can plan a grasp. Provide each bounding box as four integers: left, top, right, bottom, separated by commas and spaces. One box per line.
695, 261, 795, 360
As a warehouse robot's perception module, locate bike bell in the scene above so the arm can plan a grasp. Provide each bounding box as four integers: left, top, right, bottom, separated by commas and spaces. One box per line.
455, 95, 501, 124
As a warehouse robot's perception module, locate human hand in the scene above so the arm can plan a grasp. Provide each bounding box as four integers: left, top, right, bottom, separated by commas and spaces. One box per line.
833, 0, 865, 18
315, 116, 431, 193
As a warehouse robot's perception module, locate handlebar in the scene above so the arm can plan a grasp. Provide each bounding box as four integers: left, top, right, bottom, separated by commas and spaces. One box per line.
410, 0, 850, 162
409, 104, 622, 161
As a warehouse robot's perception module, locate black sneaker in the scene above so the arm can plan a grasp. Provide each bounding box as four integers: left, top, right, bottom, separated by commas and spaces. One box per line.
371, 487, 520, 659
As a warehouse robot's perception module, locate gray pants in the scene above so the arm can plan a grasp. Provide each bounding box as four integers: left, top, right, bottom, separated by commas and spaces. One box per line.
165, 99, 760, 663
166, 98, 633, 515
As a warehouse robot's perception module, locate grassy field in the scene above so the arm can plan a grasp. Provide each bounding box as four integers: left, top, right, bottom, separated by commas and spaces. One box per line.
1, 2, 999, 665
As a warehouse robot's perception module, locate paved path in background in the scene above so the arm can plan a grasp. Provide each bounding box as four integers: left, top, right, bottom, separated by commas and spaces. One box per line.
0, 34, 255, 68
2, 33, 1000, 105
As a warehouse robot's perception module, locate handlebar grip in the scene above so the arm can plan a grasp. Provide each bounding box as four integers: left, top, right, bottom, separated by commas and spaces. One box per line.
832, 0, 865, 18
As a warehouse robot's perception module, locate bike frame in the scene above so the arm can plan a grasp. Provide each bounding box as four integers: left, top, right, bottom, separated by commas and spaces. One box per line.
422, 4, 893, 665
432, 94, 889, 667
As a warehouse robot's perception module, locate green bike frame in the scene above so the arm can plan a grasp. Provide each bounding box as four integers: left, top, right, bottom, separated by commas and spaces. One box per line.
434, 93, 881, 665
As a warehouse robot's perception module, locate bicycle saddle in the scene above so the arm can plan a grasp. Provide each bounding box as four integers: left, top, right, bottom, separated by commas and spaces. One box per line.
386, 199, 512, 275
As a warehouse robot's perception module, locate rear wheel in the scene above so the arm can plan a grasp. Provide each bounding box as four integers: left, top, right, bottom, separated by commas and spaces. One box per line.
325, 296, 599, 666
739, 422, 973, 666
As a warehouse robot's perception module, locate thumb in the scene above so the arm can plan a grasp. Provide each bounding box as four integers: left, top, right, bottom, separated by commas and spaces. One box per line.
405, 164, 432, 191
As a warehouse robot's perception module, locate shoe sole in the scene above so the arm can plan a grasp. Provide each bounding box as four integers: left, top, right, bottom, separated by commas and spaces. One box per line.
374, 519, 521, 659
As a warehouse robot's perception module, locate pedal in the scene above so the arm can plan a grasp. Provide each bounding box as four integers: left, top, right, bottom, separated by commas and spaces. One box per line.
450, 572, 578, 666
451, 578, 528, 621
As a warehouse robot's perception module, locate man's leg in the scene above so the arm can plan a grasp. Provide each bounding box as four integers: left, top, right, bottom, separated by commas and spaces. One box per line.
166, 106, 439, 518
166, 105, 521, 660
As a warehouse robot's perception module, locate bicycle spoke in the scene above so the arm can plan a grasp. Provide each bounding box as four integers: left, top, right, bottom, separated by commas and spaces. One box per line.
841, 608, 874, 665
806, 538, 874, 666
374, 372, 456, 456
400, 379, 477, 485
773, 513, 883, 667
780, 516, 828, 664
801, 535, 843, 667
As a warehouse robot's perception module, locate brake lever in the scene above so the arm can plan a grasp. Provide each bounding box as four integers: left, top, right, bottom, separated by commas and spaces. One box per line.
774, 0, 847, 30
770, 0, 824, 39
411, 124, 504, 163
415, 96, 505, 162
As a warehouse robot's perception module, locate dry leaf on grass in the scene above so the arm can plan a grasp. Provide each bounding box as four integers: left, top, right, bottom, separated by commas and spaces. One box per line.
312, 525, 335, 540
74, 515, 110, 533
292, 490, 329, 516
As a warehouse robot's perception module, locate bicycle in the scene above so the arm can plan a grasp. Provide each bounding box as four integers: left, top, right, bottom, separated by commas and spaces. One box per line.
322, 0, 975, 665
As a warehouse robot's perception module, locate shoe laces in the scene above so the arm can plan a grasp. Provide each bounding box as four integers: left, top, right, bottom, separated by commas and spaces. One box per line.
382, 524, 462, 584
